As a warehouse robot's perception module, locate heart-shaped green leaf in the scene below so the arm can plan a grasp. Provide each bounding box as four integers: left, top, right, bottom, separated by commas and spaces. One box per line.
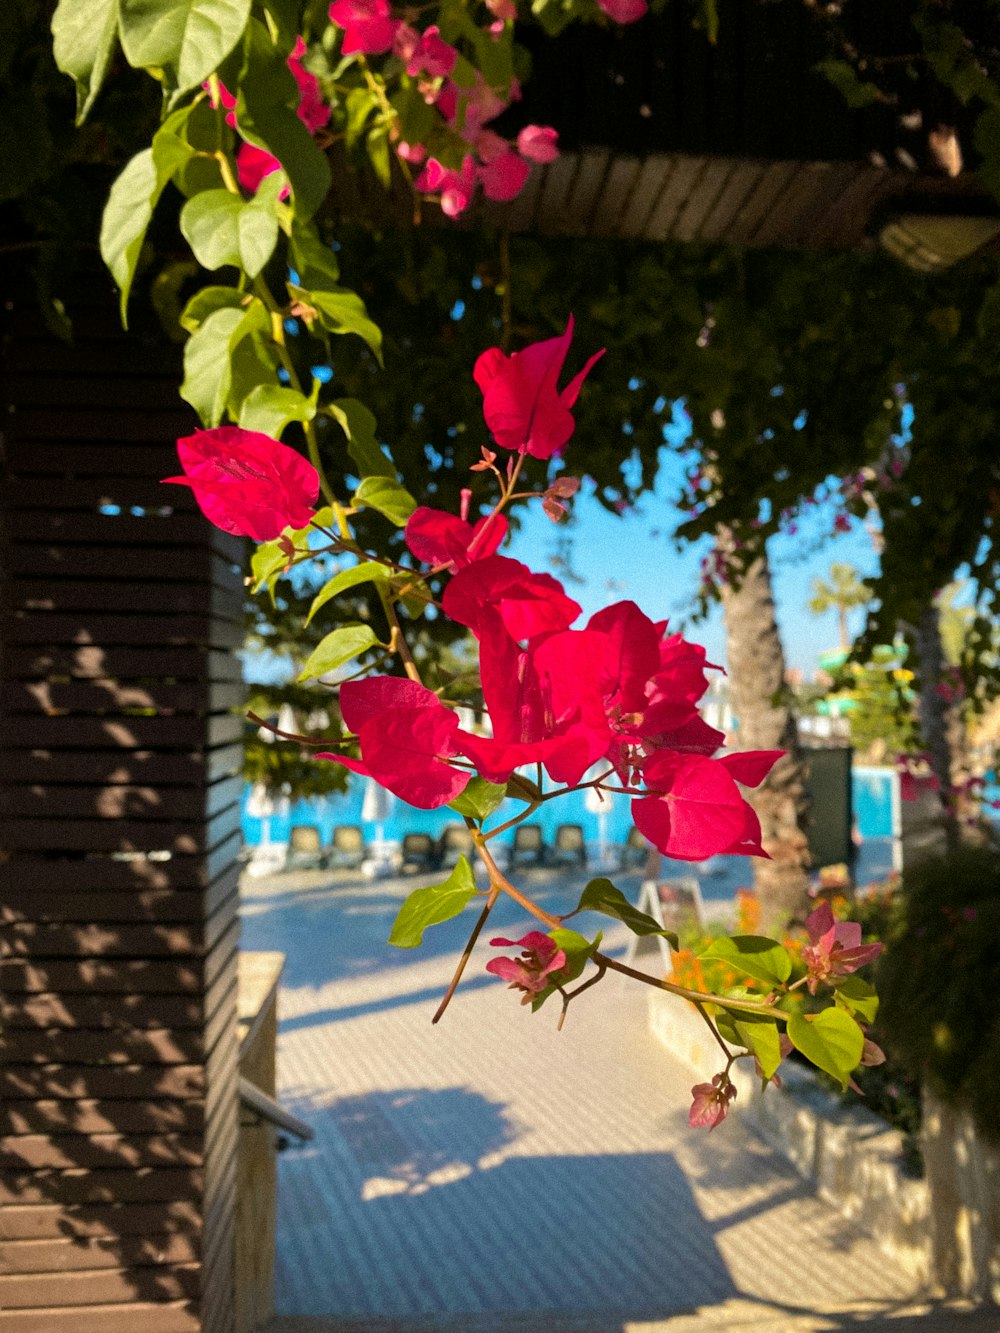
389, 857, 479, 948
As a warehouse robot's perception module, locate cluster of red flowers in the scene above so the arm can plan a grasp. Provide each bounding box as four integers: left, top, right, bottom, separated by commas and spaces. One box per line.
167, 315, 780, 866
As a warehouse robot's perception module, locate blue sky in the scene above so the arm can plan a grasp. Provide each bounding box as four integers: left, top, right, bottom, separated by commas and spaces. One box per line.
504, 424, 882, 678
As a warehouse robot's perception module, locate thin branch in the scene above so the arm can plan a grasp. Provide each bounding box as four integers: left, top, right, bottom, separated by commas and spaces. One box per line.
432, 886, 499, 1024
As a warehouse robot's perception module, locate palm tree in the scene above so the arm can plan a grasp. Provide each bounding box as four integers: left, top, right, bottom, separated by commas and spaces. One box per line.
720, 537, 813, 927
808, 562, 872, 650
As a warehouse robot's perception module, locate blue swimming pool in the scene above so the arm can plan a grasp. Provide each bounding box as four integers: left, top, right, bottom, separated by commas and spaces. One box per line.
242, 763, 908, 902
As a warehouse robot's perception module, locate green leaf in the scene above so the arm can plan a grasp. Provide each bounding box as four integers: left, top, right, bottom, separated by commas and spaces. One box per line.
530, 927, 603, 1011
238, 170, 284, 276
289, 221, 340, 289
306, 561, 391, 625
367, 123, 392, 190
239, 384, 314, 437
293, 285, 383, 362
344, 87, 378, 150
353, 476, 416, 527
118, 0, 252, 96
327, 399, 395, 479
787, 1008, 864, 1088
51, 0, 119, 123
180, 285, 245, 333
180, 189, 243, 270
101, 121, 194, 323
732, 1014, 784, 1081
815, 59, 883, 110
699, 935, 792, 987
250, 506, 332, 596
237, 18, 331, 220
226, 299, 282, 419
389, 857, 479, 948
573, 878, 679, 949
179, 304, 244, 425
448, 777, 505, 822
298, 623, 379, 681
834, 975, 880, 1024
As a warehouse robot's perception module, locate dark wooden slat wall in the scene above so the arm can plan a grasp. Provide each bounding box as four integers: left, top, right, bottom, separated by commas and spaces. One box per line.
1, 282, 243, 1333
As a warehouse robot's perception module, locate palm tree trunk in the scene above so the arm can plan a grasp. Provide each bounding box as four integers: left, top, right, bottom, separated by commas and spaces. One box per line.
720, 540, 813, 926
915, 603, 975, 852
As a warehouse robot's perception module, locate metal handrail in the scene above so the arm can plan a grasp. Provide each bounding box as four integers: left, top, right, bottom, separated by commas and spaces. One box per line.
238, 1076, 315, 1141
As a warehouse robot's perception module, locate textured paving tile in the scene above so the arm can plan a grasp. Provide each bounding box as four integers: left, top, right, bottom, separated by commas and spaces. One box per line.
241, 869, 921, 1327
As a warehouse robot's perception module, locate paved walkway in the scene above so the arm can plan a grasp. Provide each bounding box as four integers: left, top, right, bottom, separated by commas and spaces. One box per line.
241, 867, 924, 1330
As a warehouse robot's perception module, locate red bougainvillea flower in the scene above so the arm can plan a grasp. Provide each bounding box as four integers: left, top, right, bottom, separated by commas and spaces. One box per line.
288, 36, 331, 134
163, 427, 319, 541
317, 677, 470, 808
478, 147, 531, 202
631, 752, 755, 862
443, 554, 581, 643
802, 901, 882, 995
405, 506, 507, 572
486, 931, 567, 1002
517, 125, 559, 163
474, 315, 605, 459
328, 0, 398, 54
414, 155, 478, 218
688, 1073, 737, 1130
597, 0, 648, 20
400, 23, 458, 78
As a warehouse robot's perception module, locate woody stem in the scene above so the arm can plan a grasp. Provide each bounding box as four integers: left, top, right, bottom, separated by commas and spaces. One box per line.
432, 885, 500, 1025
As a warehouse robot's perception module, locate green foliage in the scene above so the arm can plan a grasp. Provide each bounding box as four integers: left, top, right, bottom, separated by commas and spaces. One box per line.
699, 934, 792, 987
298, 622, 380, 681
118, 0, 253, 99
573, 877, 678, 949
530, 927, 603, 1011
786, 1008, 865, 1090
388, 857, 480, 947
51, 0, 118, 122
448, 777, 506, 821
352, 476, 417, 527
306, 561, 391, 625
877, 847, 1000, 1142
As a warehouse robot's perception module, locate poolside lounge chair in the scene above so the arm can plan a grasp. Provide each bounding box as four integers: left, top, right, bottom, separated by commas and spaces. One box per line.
326, 824, 366, 870
620, 826, 652, 871
438, 823, 475, 869
400, 832, 439, 873
551, 823, 587, 869
285, 824, 323, 871
510, 823, 547, 869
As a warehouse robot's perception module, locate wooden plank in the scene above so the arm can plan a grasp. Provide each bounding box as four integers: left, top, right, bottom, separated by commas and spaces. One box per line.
7, 443, 181, 475
0, 1300, 200, 1333
0, 1166, 203, 1206
8, 409, 195, 443
809, 162, 894, 247
588, 156, 642, 236
2, 1099, 204, 1137
4, 678, 245, 717
6, 476, 200, 512
1, 919, 221, 961
2, 800, 242, 853
2, 1231, 199, 1273
3, 612, 245, 650
2, 991, 208, 1031
8, 513, 243, 560
0, 880, 237, 928
9, 580, 244, 621
0, 1027, 206, 1066
0, 853, 238, 897
1, 1132, 204, 1172
725, 158, 800, 244
9, 545, 238, 589
2, 713, 243, 750
3, 374, 189, 411
0, 773, 245, 824
0, 1199, 201, 1241
532, 152, 581, 233
3, 335, 185, 376
673, 157, 736, 243
782, 159, 861, 248
644, 155, 709, 241
0, 1065, 206, 1103
0, 1261, 201, 1307
563, 147, 612, 236
698, 159, 766, 242
752, 159, 834, 246
1, 959, 207, 996
0, 742, 243, 787
617, 156, 672, 238
3, 645, 240, 682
